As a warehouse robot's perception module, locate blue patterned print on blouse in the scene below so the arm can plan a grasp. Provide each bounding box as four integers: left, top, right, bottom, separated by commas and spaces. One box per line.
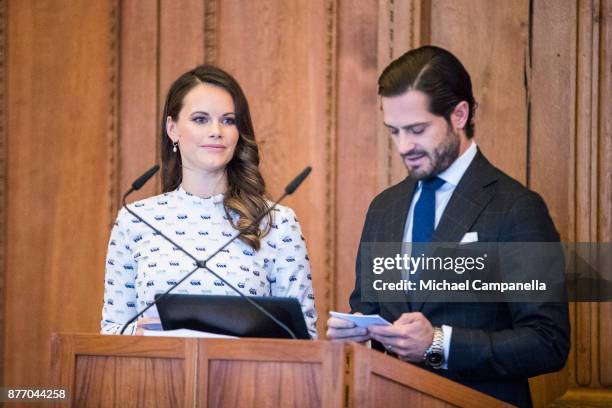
100, 186, 317, 337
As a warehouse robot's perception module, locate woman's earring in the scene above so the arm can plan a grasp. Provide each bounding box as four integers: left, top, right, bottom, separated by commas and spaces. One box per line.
173, 141, 178, 153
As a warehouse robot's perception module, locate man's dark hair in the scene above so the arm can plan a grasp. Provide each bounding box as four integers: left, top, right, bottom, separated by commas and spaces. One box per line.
378, 46, 477, 138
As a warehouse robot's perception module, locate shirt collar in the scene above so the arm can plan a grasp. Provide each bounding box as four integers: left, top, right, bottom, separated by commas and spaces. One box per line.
436, 141, 478, 187
418, 141, 478, 189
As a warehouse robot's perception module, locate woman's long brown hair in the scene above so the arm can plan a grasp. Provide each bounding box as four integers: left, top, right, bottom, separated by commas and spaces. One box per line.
160, 65, 271, 250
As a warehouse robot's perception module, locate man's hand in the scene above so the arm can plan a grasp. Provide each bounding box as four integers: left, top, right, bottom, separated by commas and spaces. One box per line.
326, 312, 370, 343
368, 312, 434, 362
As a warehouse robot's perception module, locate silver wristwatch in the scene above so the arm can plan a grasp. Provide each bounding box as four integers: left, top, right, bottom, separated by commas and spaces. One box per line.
424, 327, 444, 369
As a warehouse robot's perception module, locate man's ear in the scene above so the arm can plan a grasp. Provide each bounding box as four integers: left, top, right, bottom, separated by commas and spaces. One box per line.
451, 101, 469, 131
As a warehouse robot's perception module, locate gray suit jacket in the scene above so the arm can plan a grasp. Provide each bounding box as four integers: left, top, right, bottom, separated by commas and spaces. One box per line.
349, 150, 570, 407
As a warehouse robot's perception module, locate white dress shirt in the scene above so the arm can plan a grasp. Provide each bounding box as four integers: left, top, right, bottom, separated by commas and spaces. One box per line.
403, 141, 478, 368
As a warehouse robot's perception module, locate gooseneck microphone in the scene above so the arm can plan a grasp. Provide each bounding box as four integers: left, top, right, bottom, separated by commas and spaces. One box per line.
118, 165, 313, 337
285, 166, 311, 194
130, 164, 161, 191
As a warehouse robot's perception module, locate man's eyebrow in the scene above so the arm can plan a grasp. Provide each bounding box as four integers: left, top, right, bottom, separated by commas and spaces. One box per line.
383, 121, 430, 129
402, 122, 430, 130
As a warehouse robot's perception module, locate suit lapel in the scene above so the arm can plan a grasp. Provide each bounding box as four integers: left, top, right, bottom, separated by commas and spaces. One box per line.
433, 150, 498, 242
384, 178, 416, 241
412, 150, 499, 312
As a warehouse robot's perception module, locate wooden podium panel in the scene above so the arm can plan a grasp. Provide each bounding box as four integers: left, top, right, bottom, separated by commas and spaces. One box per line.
74, 355, 186, 406
51, 333, 510, 407
51, 333, 198, 407
51, 333, 343, 408
347, 343, 510, 408
199, 340, 343, 407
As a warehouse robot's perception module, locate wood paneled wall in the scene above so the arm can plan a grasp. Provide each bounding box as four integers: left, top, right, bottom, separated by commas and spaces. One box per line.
2, 0, 611, 406
4, 0, 117, 387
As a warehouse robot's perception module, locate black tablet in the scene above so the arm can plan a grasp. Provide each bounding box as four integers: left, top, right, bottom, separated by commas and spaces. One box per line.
155, 294, 311, 339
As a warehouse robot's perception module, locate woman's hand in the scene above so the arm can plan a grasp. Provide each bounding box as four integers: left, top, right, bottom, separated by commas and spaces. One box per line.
134, 316, 161, 335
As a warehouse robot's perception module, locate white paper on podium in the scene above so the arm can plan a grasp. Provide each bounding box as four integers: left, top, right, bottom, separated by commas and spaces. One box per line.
329, 311, 392, 328
142, 329, 238, 339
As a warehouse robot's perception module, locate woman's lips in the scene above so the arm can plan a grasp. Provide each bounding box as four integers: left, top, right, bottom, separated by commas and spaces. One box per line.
200, 144, 226, 150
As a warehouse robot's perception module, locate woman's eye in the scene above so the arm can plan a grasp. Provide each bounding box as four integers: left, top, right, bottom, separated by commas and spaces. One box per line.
222, 117, 236, 126
192, 116, 209, 124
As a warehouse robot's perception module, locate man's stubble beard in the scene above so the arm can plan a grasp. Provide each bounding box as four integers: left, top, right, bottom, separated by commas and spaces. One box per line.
407, 127, 461, 181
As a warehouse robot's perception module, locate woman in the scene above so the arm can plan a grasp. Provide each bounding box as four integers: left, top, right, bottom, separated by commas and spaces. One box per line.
101, 65, 317, 337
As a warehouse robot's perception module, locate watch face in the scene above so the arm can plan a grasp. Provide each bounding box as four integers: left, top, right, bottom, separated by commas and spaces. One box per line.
428, 352, 443, 366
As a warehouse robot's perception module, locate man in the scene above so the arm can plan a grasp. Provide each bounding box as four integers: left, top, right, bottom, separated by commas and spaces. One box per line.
327, 46, 570, 407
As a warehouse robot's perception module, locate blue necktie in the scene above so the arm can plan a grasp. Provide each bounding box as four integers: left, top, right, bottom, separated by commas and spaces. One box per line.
412, 177, 445, 243
410, 177, 445, 309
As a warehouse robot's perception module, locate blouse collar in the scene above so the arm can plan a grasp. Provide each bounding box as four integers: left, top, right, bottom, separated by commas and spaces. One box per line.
176, 185, 225, 206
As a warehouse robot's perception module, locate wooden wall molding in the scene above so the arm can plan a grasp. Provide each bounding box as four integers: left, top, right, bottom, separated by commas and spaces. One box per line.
0, 0, 6, 388
574, 0, 601, 390
119, 0, 160, 203
108, 0, 120, 225
204, 0, 218, 64
528, 0, 576, 404
324, 0, 338, 313
377, 0, 397, 190
376, 0, 431, 191
598, 0, 612, 388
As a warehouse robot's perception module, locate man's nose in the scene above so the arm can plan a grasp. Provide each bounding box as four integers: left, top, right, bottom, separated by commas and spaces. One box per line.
396, 134, 417, 154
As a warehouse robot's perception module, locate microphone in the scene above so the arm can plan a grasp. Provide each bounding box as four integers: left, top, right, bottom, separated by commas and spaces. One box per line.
118, 166, 313, 337
285, 166, 311, 194
127, 164, 160, 194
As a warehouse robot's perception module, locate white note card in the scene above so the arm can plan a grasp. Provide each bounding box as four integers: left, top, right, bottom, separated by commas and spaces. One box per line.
329, 311, 392, 328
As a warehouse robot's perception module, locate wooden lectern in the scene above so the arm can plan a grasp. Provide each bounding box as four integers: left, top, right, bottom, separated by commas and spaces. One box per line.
50, 333, 511, 407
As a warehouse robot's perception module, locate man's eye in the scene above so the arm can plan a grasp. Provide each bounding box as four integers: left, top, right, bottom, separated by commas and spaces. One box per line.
411, 126, 426, 135
222, 117, 236, 126
389, 128, 399, 136
193, 116, 208, 124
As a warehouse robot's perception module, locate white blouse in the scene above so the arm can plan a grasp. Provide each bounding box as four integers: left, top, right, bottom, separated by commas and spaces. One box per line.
100, 187, 317, 338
